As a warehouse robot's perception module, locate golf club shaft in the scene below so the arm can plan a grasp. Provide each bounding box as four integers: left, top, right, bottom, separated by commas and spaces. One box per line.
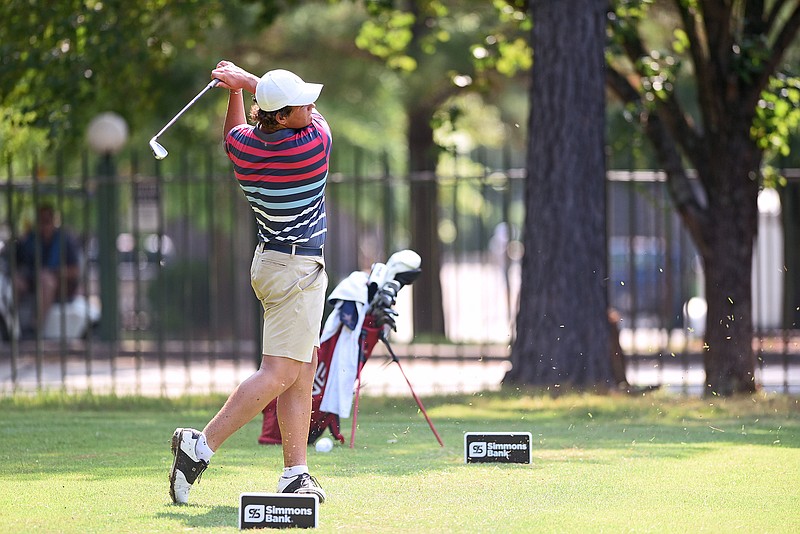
381, 335, 444, 447
396, 360, 444, 447
152, 79, 220, 140
350, 359, 366, 449
350, 329, 369, 449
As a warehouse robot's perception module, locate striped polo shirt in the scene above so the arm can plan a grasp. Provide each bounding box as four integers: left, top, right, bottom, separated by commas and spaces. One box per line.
225, 111, 331, 249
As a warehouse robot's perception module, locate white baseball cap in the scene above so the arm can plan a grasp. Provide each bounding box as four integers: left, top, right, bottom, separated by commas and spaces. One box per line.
255, 69, 323, 112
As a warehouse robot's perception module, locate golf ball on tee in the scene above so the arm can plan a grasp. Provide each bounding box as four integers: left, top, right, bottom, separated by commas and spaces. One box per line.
315, 437, 334, 453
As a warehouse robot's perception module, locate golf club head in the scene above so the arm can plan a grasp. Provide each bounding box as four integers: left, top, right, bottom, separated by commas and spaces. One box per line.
393, 268, 421, 287
381, 279, 401, 299
148, 79, 220, 160
149, 138, 168, 160
384, 249, 422, 287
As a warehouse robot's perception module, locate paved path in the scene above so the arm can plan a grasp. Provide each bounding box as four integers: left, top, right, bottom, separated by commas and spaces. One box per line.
3, 351, 797, 397
0, 355, 512, 397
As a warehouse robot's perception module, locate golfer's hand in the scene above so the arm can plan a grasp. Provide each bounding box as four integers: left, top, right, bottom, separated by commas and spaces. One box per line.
211, 61, 258, 94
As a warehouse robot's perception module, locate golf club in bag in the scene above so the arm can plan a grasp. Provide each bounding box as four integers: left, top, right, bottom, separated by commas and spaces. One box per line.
148, 78, 220, 160
259, 250, 443, 448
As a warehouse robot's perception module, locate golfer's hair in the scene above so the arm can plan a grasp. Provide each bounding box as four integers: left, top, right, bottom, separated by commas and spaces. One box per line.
251, 103, 294, 131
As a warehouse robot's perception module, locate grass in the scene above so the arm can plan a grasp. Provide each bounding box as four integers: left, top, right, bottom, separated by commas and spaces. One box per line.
0, 390, 798, 533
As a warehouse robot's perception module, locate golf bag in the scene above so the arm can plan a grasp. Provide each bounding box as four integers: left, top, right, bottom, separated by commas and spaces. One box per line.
258, 315, 381, 445
259, 249, 421, 446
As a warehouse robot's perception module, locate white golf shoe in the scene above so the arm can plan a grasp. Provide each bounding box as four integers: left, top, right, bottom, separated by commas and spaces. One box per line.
169, 428, 209, 504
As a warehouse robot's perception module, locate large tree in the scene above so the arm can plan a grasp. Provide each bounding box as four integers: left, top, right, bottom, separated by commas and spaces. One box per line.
504, 0, 613, 390
606, 0, 800, 395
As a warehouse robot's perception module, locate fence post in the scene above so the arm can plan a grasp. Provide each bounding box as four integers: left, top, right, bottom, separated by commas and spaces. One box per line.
87, 113, 128, 344
95, 153, 120, 343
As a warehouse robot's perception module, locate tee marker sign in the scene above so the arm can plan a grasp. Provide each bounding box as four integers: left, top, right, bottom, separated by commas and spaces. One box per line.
239, 493, 319, 529
464, 432, 532, 464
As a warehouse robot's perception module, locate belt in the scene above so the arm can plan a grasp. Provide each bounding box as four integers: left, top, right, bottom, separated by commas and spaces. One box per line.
259, 242, 323, 256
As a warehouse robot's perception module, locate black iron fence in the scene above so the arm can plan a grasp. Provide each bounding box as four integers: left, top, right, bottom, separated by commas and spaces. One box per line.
0, 147, 797, 395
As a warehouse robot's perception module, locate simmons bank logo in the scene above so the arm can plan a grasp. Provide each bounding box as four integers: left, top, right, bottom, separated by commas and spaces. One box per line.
465, 432, 532, 464
468, 441, 488, 458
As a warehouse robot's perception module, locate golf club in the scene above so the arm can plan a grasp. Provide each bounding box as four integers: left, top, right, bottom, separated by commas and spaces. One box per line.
380, 331, 444, 447
364, 250, 422, 308
349, 328, 369, 449
384, 249, 422, 289
149, 78, 221, 160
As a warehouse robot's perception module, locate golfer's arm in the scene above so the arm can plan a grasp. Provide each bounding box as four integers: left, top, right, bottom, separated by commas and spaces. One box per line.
222, 75, 258, 139
222, 93, 247, 138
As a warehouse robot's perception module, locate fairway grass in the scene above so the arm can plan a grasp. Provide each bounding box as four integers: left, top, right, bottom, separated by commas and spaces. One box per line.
0, 391, 797, 533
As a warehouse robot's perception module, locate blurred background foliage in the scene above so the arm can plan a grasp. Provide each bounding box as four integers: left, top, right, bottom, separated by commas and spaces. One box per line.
3, 0, 799, 173
0, 0, 531, 177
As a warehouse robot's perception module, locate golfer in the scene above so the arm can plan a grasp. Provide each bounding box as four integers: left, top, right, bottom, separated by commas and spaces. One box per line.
169, 60, 330, 505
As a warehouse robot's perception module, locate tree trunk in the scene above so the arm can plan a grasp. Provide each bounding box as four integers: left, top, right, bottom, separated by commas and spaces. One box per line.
505, 0, 613, 390
408, 105, 446, 337
702, 247, 758, 395
699, 137, 760, 396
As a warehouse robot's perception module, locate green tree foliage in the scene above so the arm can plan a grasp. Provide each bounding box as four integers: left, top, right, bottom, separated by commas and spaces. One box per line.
241, 1, 408, 163
0, 1, 409, 164
754, 75, 800, 158
351, 0, 530, 167
355, 0, 530, 93
0, 0, 232, 153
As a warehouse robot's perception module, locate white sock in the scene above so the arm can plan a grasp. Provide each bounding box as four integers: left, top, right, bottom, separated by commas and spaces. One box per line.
195, 433, 215, 463
282, 465, 309, 478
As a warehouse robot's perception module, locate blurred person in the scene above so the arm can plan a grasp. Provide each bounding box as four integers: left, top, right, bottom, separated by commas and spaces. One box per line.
13, 203, 81, 335
168, 61, 330, 505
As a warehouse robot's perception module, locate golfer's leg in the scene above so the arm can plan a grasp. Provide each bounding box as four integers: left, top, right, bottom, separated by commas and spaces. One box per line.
36, 270, 58, 330
203, 355, 303, 451
277, 348, 318, 467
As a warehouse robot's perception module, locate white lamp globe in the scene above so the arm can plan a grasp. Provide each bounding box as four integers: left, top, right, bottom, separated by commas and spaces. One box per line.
87, 112, 129, 154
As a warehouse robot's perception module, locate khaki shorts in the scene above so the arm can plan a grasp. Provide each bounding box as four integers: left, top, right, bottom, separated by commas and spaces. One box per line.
250, 246, 328, 363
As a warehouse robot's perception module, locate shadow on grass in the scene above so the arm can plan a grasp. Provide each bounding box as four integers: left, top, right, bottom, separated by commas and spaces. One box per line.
156, 504, 239, 529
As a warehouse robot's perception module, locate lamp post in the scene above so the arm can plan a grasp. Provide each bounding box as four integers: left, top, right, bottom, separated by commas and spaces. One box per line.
87, 112, 128, 342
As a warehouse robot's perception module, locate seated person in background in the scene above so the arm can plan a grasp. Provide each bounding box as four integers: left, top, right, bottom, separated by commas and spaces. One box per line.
13, 203, 81, 334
